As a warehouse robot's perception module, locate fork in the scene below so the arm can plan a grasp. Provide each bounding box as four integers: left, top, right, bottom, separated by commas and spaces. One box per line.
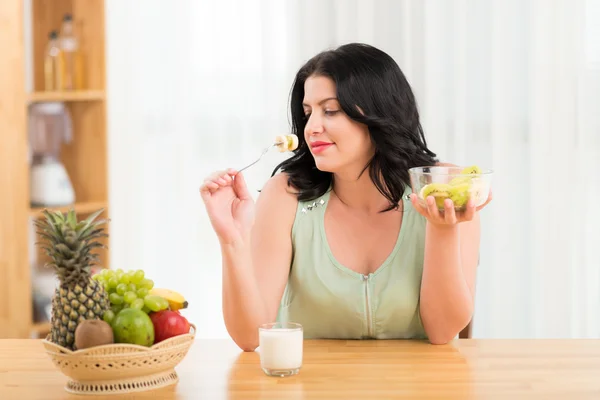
237, 140, 285, 173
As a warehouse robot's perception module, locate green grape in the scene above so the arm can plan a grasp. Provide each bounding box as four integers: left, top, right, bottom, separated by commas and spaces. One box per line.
107, 277, 119, 289
120, 273, 131, 285
131, 298, 145, 310
144, 295, 169, 312
159, 296, 169, 310
103, 310, 115, 323
116, 283, 127, 295
123, 291, 137, 304
142, 306, 151, 314
140, 279, 154, 290
104, 272, 115, 284
101, 268, 112, 278
115, 270, 124, 282
109, 293, 124, 305
111, 304, 123, 314
132, 270, 145, 284
137, 288, 149, 298
128, 283, 137, 292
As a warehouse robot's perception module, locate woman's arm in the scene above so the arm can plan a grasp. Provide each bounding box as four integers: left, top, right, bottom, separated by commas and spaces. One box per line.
221, 173, 297, 351
419, 216, 480, 344
411, 161, 489, 344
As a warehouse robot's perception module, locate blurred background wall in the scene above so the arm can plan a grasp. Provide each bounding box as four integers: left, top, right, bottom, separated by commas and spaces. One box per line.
102, 0, 600, 339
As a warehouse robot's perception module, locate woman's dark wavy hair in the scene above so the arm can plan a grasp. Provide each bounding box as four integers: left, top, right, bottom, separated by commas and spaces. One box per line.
272, 43, 438, 212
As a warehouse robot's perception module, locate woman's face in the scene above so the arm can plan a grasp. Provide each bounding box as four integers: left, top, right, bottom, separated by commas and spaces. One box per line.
302, 75, 374, 175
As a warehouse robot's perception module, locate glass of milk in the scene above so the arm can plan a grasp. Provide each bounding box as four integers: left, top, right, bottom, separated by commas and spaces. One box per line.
258, 322, 303, 377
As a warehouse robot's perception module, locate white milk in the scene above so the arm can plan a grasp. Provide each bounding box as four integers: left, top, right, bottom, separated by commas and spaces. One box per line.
259, 328, 303, 371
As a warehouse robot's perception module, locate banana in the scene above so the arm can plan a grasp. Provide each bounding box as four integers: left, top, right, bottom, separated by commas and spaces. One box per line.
275, 135, 288, 152
286, 134, 298, 151
149, 288, 188, 311
274, 134, 298, 152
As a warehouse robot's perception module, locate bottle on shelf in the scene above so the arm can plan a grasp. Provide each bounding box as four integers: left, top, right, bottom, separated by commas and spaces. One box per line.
43, 30, 64, 91
59, 13, 84, 90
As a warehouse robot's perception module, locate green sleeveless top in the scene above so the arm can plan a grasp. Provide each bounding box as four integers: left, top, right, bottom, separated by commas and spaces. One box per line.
276, 185, 429, 340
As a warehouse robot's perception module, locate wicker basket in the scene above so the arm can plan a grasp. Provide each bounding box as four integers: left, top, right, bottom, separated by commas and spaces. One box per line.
42, 323, 196, 395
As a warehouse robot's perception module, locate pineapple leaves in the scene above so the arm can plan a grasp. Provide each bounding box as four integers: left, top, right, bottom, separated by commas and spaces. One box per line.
55, 243, 73, 258
77, 220, 109, 241
85, 208, 105, 223
76, 208, 106, 233
35, 212, 65, 242
66, 209, 77, 230
47, 209, 65, 226
33, 207, 110, 282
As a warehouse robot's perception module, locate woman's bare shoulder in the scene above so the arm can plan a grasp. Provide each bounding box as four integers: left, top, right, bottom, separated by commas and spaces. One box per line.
259, 172, 299, 201
254, 172, 299, 220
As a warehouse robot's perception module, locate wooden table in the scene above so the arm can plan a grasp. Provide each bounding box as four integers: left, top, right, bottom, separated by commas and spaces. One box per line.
1, 338, 600, 399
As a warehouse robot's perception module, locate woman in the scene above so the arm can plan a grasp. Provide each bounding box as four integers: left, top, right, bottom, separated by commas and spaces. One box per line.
200, 43, 492, 351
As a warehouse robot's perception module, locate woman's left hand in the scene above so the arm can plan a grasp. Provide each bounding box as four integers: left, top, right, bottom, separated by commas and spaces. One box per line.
408, 190, 493, 226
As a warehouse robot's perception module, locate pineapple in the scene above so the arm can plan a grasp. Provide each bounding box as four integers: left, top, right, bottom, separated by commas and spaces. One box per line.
35, 208, 111, 350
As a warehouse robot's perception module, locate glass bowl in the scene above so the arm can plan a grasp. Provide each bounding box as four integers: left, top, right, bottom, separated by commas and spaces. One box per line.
408, 165, 493, 212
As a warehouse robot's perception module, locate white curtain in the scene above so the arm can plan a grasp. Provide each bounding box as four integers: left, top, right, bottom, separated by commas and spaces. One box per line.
106, 0, 600, 339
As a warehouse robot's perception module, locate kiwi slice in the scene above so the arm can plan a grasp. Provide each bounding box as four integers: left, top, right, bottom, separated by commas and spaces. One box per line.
448, 183, 470, 209
460, 165, 482, 175
431, 192, 450, 209
449, 165, 482, 186
420, 183, 451, 197
420, 183, 451, 209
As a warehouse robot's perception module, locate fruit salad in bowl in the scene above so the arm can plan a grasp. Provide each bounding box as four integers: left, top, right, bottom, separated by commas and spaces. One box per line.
408, 165, 493, 212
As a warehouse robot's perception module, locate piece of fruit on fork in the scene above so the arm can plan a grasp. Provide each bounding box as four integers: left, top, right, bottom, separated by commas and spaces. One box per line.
274, 134, 299, 152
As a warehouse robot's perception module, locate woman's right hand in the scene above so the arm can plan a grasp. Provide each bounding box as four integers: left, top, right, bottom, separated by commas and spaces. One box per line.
200, 169, 255, 245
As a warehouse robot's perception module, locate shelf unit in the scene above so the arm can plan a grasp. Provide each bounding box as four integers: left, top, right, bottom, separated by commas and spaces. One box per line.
28, 90, 105, 103
0, 0, 109, 339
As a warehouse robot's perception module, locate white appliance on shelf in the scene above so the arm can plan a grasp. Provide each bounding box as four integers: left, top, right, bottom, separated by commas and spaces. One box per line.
28, 101, 75, 207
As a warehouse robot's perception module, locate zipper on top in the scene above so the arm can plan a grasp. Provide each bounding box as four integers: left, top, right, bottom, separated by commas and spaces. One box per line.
363, 274, 373, 337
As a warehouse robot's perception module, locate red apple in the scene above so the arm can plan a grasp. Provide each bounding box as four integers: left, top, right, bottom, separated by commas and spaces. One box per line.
149, 310, 191, 343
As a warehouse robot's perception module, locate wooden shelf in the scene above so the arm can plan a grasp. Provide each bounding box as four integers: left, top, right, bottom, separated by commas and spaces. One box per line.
31, 322, 51, 336
28, 90, 105, 103
1, 0, 108, 339
30, 201, 108, 219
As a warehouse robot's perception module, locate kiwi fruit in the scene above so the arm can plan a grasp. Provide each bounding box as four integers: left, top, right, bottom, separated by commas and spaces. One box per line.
448, 183, 470, 209
461, 165, 482, 175
420, 165, 484, 211
431, 192, 450, 209
74, 319, 114, 350
449, 165, 482, 186
420, 183, 451, 197
420, 183, 451, 209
